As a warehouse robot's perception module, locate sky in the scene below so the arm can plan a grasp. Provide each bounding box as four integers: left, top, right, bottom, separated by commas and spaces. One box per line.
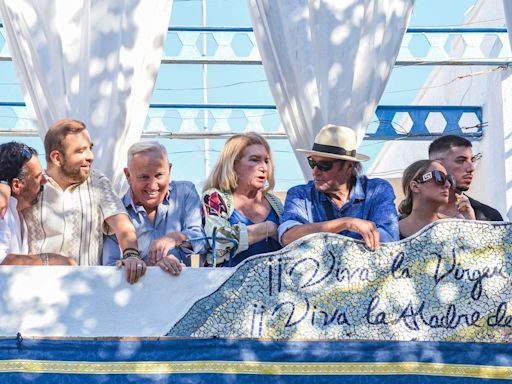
158, 0, 480, 190
0, 0, 487, 191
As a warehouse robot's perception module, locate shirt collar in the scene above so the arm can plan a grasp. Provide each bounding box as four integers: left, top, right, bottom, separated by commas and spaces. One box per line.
44, 172, 87, 192
351, 175, 366, 202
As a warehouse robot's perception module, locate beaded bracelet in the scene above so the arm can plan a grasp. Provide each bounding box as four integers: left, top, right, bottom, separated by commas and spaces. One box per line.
124, 254, 143, 261
40, 253, 49, 266
122, 247, 139, 256
122, 247, 141, 260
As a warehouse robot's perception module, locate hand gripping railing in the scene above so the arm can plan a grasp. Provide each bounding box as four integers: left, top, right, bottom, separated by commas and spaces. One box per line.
178, 227, 239, 267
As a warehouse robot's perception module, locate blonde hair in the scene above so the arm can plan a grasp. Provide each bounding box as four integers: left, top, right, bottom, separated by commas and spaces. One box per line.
204, 133, 275, 192
398, 160, 440, 217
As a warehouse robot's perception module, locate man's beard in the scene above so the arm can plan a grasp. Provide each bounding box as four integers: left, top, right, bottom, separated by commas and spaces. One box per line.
19, 184, 43, 207
61, 159, 90, 184
30, 185, 44, 205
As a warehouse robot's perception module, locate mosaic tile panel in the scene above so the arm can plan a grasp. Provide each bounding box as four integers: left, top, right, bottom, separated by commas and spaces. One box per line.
168, 220, 512, 342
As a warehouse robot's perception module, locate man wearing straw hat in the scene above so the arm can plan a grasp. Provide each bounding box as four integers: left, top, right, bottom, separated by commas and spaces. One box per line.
279, 124, 399, 250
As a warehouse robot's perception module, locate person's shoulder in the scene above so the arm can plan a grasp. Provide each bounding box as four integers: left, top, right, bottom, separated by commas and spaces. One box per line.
1, 197, 16, 223
171, 180, 196, 191
202, 186, 229, 198
264, 190, 284, 214
89, 169, 112, 186
362, 175, 393, 189
171, 180, 199, 197
89, 169, 105, 179
264, 190, 281, 200
467, 196, 487, 207
202, 187, 233, 216
287, 181, 314, 196
360, 176, 395, 202
466, 196, 503, 221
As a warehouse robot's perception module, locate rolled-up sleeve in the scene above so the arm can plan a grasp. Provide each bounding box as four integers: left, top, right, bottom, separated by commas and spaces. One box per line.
278, 186, 311, 244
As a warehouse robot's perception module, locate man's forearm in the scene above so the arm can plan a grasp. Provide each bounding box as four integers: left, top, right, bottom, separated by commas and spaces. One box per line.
106, 214, 138, 252
281, 218, 349, 246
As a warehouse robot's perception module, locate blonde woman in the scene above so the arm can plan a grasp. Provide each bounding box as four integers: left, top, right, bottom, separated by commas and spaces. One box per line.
398, 159, 475, 239
202, 133, 283, 266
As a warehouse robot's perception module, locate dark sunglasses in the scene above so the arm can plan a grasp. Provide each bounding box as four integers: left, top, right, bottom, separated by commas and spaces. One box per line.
415, 170, 455, 188
19, 144, 32, 161
307, 157, 344, 172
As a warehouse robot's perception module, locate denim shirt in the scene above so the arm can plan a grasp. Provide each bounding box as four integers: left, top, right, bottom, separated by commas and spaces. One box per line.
103, 181, 207, 266
278, 176, 399, 243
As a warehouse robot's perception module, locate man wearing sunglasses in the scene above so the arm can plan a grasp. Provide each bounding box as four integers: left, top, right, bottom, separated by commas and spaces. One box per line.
0, 142, 74, 266
429, 135, 503, 221
279, 124, 399, 250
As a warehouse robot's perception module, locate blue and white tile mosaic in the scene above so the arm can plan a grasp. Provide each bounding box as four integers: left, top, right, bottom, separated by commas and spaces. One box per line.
168, 220, 512, 342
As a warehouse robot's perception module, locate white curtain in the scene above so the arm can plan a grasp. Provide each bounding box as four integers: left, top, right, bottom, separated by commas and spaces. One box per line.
247, 0, 415, 178
0, 0, 172, 193
505, 0, 512, 48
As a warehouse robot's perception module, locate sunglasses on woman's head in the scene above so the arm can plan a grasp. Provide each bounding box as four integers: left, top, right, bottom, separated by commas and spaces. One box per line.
415, 170, 455, 188
307, 157, 344, 172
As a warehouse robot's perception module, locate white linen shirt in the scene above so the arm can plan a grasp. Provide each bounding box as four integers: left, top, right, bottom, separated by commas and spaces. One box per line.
22, 170, 126, 265
0, 197, 28, 263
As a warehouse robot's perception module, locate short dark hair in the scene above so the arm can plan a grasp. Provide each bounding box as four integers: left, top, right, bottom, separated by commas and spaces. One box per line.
0, 142, 38, 183
428, 135, 472, 158
44, 119, 86, 162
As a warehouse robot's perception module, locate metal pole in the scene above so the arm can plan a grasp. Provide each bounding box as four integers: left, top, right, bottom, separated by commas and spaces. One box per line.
201, 0, 210, 179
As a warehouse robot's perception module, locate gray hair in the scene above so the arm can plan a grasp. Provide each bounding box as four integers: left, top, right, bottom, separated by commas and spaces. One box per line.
127, 141, 168, 168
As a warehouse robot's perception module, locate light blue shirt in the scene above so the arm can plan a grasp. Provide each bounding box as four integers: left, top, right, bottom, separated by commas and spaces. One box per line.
103, 181, 207, 266
278, 176, 399, 243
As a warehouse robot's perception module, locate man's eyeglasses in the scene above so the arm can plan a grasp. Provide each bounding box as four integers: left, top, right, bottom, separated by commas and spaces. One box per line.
471, 152, 482, 164
415, 170, 455, 189
307, 157, 344, 172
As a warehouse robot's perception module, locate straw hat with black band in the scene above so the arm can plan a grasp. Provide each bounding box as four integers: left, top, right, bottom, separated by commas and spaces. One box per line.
297, 124, 369, 162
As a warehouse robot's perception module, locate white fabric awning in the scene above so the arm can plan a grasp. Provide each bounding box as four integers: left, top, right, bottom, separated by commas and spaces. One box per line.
0, 0, 173, 193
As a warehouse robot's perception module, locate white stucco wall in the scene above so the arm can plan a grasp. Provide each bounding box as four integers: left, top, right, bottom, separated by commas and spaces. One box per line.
0, 266, 235, 337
